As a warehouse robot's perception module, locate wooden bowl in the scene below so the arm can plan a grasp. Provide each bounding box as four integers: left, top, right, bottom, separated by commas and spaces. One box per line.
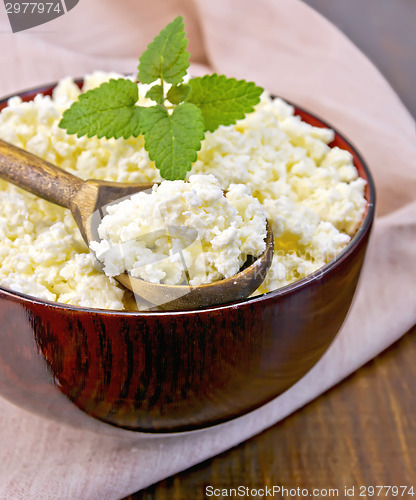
0, 84, 375, 433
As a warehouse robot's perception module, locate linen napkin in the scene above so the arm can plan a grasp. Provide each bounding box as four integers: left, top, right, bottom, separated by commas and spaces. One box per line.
0, 0, 415, 498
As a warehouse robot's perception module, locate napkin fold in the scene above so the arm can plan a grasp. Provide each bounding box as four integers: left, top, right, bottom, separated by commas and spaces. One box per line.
0, 1, 415, 498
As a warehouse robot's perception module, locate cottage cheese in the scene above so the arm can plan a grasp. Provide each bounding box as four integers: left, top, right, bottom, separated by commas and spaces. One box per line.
90, 174, 267, 286
0, 72, 367, 309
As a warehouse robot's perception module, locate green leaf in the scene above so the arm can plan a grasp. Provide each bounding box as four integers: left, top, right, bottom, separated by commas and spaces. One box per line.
140, 103, 205, 180
138, 16, 190, 85
187, 74, 264, 132
166, 83, 191, 105
145, 84, 164, 104
59, 78, 142, 139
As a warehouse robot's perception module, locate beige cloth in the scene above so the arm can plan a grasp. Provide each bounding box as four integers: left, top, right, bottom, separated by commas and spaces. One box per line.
0, 0, 415, 498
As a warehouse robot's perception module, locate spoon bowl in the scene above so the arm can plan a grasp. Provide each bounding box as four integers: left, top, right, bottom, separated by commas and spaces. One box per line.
0, 139, 273, 310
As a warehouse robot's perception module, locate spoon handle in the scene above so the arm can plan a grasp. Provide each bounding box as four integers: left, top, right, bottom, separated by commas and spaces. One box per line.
0, 139, 83, 208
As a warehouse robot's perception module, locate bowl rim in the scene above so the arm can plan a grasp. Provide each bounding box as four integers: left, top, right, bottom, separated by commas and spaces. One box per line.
0, 82, 376, 316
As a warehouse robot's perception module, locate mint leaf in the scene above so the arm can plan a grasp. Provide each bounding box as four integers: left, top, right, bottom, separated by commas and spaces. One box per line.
138, 16, 190, 85
140, 103, 204, 180
167, 83, 191, 105
59, 78, 142, 139
187, 74, 263, 132
145, 84, 164, 104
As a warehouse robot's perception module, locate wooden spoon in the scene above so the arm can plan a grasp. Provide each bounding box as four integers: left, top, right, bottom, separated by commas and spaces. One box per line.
0, 139, 274, 310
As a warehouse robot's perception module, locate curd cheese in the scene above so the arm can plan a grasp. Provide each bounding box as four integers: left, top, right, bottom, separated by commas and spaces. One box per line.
0, 72, 367, 309
90, 174, 267, 286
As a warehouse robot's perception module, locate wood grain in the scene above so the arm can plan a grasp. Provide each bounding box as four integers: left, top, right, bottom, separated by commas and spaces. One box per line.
126, 326, 416, 499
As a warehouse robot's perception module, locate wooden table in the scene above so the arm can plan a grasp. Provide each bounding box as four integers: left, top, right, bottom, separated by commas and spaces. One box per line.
127, 327, 416, 499
127, 1, 416, 497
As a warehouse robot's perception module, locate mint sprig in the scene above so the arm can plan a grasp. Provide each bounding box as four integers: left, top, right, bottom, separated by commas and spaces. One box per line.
59, 16, 264, 180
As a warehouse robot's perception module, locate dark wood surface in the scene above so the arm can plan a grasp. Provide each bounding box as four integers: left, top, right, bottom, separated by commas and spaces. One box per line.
127, 326, 416, 499
126, 1, 415, 497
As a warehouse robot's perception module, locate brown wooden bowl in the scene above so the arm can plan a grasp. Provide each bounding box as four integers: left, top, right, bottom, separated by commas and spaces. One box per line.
0, 83, 375, 433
